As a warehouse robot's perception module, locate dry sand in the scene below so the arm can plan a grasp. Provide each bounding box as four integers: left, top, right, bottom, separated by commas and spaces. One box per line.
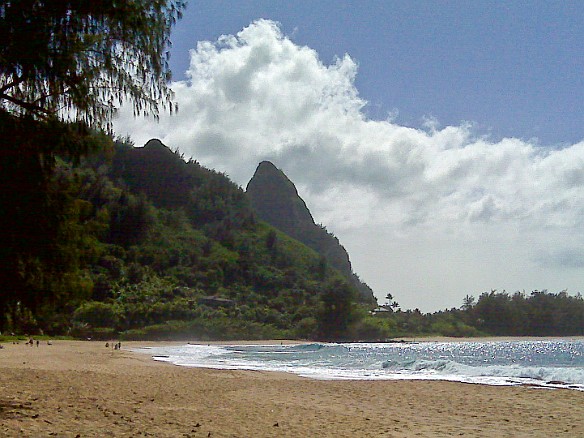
1, 340, 583, 437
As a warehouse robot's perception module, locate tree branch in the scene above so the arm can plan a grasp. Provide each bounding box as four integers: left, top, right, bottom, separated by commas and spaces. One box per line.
0, 92, 52, 117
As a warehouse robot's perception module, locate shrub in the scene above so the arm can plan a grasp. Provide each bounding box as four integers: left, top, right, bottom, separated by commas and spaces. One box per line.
72, 301, 122, 328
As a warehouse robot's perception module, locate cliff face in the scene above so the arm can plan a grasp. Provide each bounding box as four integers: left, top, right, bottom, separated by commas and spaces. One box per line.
246, 161, 376, 305
245, 161, 316, 235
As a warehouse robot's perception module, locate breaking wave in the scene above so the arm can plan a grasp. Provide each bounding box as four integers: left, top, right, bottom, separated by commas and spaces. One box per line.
135, 339, 584, 390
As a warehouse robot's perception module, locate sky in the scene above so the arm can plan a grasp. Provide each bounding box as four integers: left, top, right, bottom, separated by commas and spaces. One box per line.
114, 1, 584, 312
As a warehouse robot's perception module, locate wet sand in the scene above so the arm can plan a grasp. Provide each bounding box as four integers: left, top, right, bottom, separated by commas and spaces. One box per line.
1, 340, 583, 437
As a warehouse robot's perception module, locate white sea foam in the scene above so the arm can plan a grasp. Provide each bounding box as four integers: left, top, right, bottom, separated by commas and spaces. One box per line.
134, 340, 584, 390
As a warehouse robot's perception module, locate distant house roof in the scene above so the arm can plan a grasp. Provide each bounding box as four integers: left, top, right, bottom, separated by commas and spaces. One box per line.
198, 296, 236, 308
372, 307, 391, 312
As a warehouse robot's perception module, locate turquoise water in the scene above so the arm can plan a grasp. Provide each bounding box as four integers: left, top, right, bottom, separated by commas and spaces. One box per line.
137, 339, 584, 390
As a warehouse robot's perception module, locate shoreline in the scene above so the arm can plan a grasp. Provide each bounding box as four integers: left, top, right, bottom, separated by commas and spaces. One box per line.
122, 334, 584, 346
132, 337, 584, 391
124, 335, 584, 351
393, 335, 584, 343
1, 340, 584, 437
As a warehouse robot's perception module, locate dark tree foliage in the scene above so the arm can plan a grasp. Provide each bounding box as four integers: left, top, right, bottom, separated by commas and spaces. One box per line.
108, 192, 154, 247
0, 0, 185, 127
469, 290, 584, 336
0, 114, 108, 330
317, 279, 357, 340
0, 1, 184, 331
383, 290, 584, 338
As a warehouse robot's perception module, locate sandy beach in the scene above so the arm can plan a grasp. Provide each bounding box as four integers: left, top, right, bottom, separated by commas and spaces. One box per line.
1, 340, 583, 437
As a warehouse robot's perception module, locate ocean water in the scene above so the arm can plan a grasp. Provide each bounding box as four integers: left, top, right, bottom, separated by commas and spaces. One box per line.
137, 339, 584, 390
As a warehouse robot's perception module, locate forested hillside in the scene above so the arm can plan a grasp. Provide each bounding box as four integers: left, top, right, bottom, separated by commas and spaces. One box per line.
1, 137, 389, 341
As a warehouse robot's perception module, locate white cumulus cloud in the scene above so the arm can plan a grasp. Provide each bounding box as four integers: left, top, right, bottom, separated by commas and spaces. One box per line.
114, 19, 584, 311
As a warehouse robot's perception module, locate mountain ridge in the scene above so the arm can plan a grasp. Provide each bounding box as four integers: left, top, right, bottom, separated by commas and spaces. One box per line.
246, 161, 377, 305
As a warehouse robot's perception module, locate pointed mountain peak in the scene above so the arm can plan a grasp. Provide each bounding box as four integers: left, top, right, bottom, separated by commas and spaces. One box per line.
246, 161, 315, 230
247, 161, 300, 198
142, 138, 175, 156
144, 138, 166, 148
246, 161, 377, 305
257, 160, 278, 170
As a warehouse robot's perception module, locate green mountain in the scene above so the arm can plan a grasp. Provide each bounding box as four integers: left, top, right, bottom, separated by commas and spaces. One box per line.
3, 137, 388, 341
246, 161, 377, 305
